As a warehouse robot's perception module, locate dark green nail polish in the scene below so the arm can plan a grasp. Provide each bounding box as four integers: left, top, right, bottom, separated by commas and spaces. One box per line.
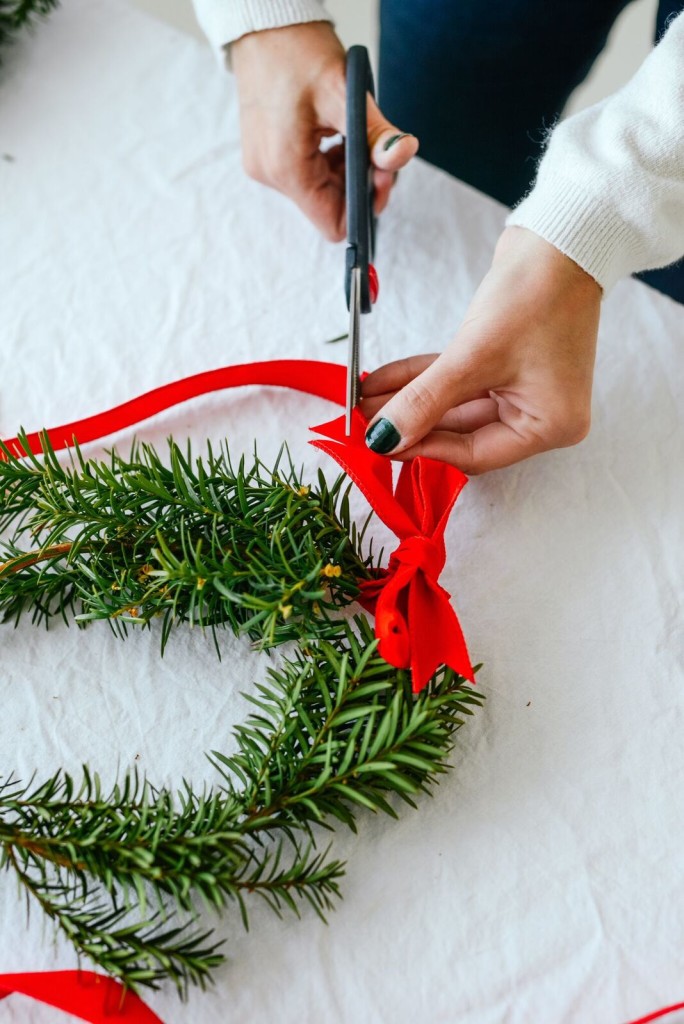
366, 418, 400, 454
383, 132, 411, 151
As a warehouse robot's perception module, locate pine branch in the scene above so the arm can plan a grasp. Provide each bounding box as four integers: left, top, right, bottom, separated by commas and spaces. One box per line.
4, 848, 223, 995
0, 433, 372, 646
0, 771, 344, 992
230, 841, 344, 927
212, 617, 483, 837
0, 770, 249, 912
0, 0, 59, 55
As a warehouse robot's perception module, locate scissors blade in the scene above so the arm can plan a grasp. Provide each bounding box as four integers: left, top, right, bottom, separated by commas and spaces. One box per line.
346, 266, 361, 436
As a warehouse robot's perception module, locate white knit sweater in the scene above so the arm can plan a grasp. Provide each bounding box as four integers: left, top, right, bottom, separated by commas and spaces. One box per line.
192, 0, 332, 60
192, 0, 684, 293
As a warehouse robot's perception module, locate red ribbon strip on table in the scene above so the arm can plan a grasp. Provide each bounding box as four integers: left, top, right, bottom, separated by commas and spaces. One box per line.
0, 360, 347, 458
0, 971, 163, 1022
625, 1003, 684, 1024
0, 973, 680, 1024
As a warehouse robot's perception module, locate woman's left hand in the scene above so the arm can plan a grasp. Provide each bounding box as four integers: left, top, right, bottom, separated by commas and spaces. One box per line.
361, 226, 602, 474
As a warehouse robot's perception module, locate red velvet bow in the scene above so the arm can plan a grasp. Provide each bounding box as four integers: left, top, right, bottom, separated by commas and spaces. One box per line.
311, 407, 474, 692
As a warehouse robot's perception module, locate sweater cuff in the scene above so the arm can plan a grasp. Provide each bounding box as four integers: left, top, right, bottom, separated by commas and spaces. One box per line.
192, 0, 332, 65
506, 175, 649, 293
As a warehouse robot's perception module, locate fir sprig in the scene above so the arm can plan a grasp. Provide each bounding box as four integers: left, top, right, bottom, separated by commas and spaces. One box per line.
0, 0, 59, 56
0, 432, 482, 996
0, 431, 373, 645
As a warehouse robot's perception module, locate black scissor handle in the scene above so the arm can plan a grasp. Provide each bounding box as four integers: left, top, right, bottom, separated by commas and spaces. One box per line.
345, 45, 376, 315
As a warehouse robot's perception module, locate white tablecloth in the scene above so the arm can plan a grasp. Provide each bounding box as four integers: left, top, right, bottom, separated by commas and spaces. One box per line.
1, 3, 683, 1022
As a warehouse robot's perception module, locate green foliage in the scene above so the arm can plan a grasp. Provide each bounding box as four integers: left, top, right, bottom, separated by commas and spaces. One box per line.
0, 433, 482, 998
0, 431, 371, 644
0, 0, 59, 55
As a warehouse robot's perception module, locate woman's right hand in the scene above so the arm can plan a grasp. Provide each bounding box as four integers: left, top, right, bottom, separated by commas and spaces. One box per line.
231, 22, 418, 241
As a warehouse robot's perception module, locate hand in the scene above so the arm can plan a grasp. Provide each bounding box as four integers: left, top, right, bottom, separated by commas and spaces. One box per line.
361, 226, 603, 474
231, 22, 419, 241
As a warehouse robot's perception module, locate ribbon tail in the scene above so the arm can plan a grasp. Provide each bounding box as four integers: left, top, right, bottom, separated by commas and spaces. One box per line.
409, 577, 475, 693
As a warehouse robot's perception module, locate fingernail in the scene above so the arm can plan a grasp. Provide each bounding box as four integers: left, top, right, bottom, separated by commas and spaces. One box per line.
365, 418, 401, 454
383, 132, 412, 152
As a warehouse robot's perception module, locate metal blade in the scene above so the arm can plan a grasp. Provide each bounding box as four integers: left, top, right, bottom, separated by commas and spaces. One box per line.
345, 266, 361, 436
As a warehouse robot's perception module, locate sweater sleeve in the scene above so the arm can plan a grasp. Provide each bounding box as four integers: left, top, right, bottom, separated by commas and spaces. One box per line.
191, 0, 332, 59
506, 12, 684, 292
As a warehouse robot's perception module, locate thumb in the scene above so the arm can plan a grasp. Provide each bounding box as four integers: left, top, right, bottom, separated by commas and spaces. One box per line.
364, 357, 486, 456
317, 80, 418, 170
366, 94, 419, 171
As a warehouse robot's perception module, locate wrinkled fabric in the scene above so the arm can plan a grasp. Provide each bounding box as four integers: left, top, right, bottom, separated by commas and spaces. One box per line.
1, 2, 683, 1023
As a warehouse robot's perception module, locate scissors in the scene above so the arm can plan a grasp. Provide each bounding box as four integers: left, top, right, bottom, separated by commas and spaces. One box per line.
345, 45, 379, 435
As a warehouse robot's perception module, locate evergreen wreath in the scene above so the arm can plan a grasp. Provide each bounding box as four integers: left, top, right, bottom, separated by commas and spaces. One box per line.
0, 425, 482, 999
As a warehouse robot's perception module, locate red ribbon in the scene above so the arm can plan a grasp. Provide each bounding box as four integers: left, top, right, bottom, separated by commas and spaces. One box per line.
0, 360, 346, 458
0, 971, 163, 1022
0, 971, 679, 1024
625, 1003, 684, 1024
